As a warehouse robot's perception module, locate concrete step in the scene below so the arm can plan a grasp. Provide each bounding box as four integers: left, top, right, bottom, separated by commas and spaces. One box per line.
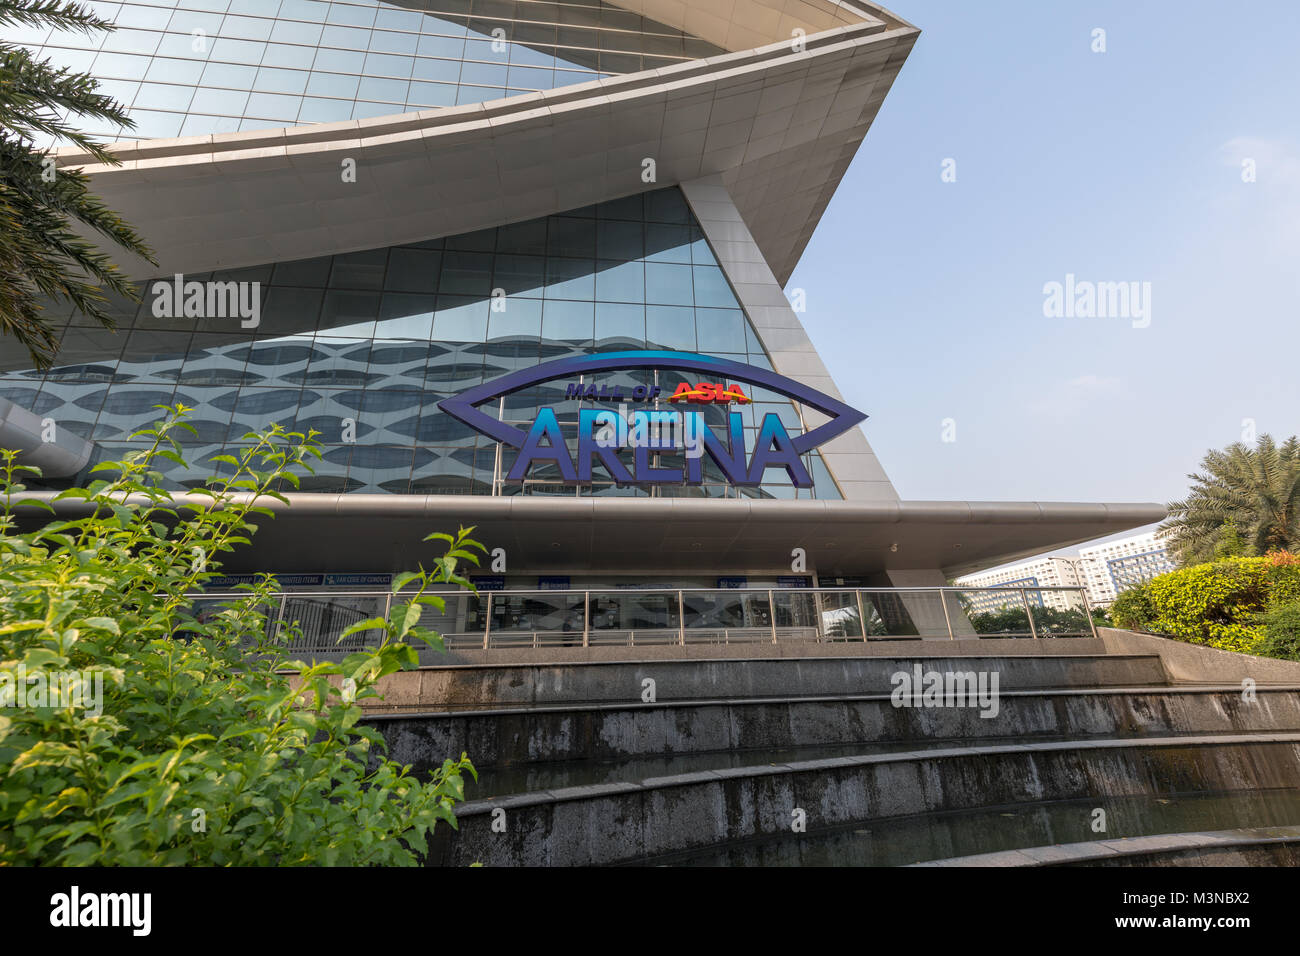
373, 654, 1170, 710
425, 733, 1300, 866
375, 685, 1300, 771
650, 789, 1300, 867
912, 824, 1300, 868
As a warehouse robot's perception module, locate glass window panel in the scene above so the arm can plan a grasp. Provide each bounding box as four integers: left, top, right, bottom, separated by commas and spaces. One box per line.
439, 252, 494, 295
644, 223, 692, 262
492, 254, 545, 296
644, 262, 693, 306
432, 296, 489, 342
166, 11, 225, 34
180, 113, 242, 135
94, 79, 140, 103
385, 248, 441, 292
407, 81, 457, 106
487, 298, 543, 340
410, 55, 462, 82
229, 0, 280, 13
376, 294, 436, 339
463, 37, 508, 61
127, 110, 185, 138
143, 56, 206, 85
646, 188, 691, 223
91, 52, 151, 79
541, 300, 593, 344
272, 256, 332, 287
692, 265, 738, 308
507, 42, 555, 67
319, 290, 380, 337
306, 71, 360, 98
245, 92, 301, 119
188, 87, 249, 114
153, 34, 208, 60
260, 42, 319, 69
593, 303, 644, 345
547, 217, 595, 258
544, 258, 594, 300
326, 2, 377, 27
363, 52, 414, 78
645, 305, 695, 351
694, 308, 746, 354
201, 62, 258, 88
506, 65, 553, 88
311, 47, 365, 72
330, 250, 387, 290
417, 34, 465, 58
375, 8, 424, 32
594, 260, 643, 303
280, 0, 331, 21
254, 66, 310, 94
269, 20, 323, 46
596, 219, 643, 260
221, 15, 275, 41
552, 68, 596, 86
455, 85, 502, 105
208, 38, 267, 64
257, 288, 325, 337
298, 97, 355, 123
357, 76, 409, 102
41, 48, 98, 73
320, 25, 371, 49
459, 61, 508, 86
369, 29, 419, 54
495, 220, 548, 256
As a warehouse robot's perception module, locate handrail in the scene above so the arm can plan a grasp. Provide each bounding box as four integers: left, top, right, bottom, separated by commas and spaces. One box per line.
194, 584, 1097, 650
188, 584, 1095, 598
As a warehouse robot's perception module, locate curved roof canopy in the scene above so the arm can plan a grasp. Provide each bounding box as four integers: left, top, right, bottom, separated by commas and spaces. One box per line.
60, 0, 918, 285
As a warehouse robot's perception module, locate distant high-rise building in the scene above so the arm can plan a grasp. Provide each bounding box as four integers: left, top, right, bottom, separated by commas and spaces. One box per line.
954, 558, 1085, 613
1078, 531, 1177, 606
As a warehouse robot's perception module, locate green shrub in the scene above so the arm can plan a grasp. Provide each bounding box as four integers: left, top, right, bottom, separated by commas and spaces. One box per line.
0, 408, 480, 865
1253, 603, 1300, 661
1108, 584, 1154, 630
1109, 556, 1300, 657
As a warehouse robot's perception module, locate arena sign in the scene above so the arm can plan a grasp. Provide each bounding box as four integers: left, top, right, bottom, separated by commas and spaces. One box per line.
438, 350, 866, 488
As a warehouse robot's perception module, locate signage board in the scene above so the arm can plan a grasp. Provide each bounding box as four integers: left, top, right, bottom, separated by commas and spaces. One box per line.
439, 350, 867, 489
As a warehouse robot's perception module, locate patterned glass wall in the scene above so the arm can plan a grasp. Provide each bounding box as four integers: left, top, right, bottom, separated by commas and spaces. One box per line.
0, 188, 841, 500
5, 0, 724, 143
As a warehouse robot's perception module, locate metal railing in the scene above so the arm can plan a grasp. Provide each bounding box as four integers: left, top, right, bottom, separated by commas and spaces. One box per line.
185, 585, 1098, 654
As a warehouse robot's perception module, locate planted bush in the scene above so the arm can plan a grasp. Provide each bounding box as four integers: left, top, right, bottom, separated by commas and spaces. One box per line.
1253, 603, 1300, 661
1107, 555, 1300, 658
0, 407, 480, 865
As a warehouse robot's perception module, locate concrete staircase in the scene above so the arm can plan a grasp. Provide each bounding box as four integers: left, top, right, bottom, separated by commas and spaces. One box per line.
354, 630, 1300, 866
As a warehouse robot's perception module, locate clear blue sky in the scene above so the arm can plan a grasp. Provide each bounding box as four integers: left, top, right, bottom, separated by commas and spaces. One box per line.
789, 0, 1300, 521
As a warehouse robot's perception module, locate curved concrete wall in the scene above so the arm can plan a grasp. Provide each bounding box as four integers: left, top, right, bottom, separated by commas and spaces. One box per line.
369, 654, 1169, 709
373, 686, 1300, 769
426, 736, 1300, 866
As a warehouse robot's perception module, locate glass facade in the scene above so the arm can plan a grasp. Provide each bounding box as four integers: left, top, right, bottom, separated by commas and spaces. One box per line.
4, 0, 725, 143
2, 187, 841, 500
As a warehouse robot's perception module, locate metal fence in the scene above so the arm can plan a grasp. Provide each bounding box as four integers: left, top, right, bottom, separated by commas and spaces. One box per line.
187, 585, 1097, 654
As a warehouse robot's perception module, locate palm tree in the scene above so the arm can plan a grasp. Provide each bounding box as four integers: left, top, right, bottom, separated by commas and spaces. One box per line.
1161, 434, 1300, 565
0, 0, 155, 369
